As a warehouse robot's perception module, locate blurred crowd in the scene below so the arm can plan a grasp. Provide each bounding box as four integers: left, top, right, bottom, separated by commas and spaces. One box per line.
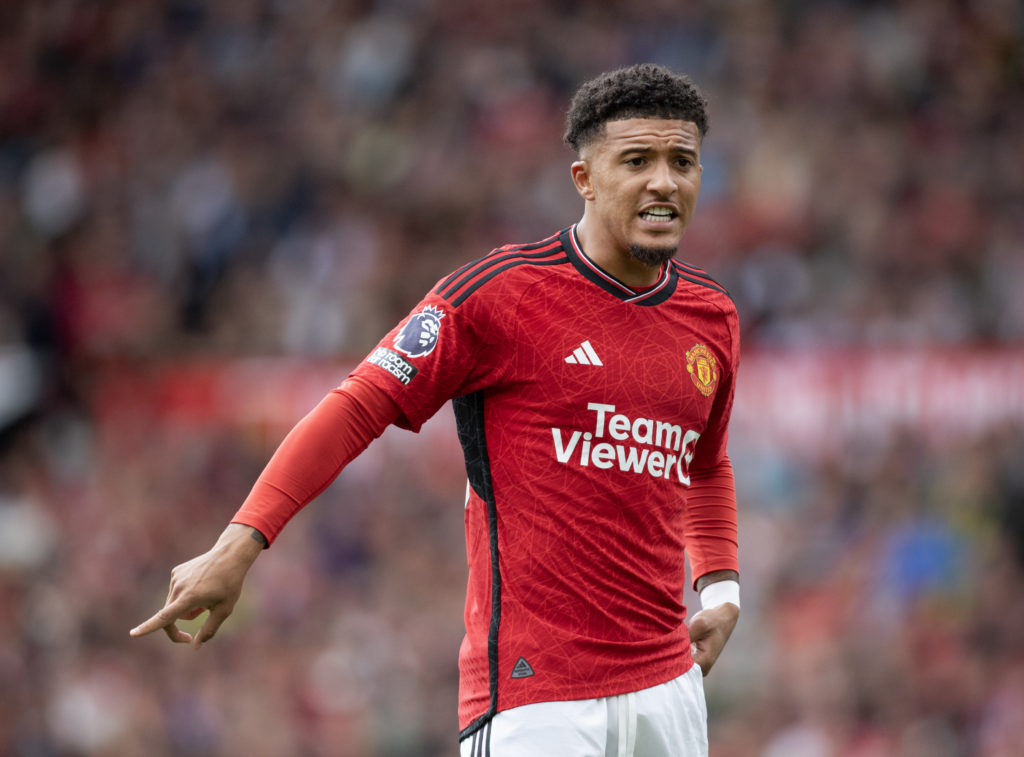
1, 0, 1023, 755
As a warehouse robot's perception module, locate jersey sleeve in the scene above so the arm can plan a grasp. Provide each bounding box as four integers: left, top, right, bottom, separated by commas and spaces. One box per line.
685, 302, 741, 583
684, 456, 739, 584
233, 266, 506, 543
230, 376, 400, 545
690, 303, 740, 473
349, 287, 504, 432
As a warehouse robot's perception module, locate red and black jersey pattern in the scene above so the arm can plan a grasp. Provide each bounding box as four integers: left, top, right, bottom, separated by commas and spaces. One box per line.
434, 231, 569, 307
351, 225, 740, 737
670, 258, 731, 297
562, 226, 678, 305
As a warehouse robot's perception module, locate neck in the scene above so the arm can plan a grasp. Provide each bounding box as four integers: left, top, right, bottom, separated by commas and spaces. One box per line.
574, 219, 664, 289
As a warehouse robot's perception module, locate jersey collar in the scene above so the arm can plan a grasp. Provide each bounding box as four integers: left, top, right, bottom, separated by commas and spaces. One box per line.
561, 225, 678, 306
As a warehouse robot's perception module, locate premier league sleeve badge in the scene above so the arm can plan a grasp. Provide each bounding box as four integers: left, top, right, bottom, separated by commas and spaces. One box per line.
394, 305, 445, 358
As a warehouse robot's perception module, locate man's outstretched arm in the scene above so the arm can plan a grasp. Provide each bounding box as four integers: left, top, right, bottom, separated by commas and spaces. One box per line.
130, 376, 399, 647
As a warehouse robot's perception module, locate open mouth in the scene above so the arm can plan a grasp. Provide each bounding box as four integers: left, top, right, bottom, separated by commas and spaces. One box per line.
639, 207, 677, 223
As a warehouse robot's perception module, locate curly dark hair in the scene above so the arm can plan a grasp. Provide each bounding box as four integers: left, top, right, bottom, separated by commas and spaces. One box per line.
563, 63, 709, 153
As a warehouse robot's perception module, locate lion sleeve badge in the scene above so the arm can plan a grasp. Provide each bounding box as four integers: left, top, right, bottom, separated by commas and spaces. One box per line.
394, 305, 445, 358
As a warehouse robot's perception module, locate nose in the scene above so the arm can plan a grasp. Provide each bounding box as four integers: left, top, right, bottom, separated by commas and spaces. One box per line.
647, 159, 676, 196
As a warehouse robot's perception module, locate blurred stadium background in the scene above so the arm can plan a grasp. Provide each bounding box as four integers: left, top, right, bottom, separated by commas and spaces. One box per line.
1, 1, 1023, 755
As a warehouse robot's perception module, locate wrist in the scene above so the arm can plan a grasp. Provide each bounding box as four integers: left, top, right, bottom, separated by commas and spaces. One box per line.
216, 523, 266, 564
699, 579, 740, 611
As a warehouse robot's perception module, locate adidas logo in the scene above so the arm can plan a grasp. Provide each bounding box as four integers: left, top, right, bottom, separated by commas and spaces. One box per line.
510, 657, 535, 679
564, 340, 602, 366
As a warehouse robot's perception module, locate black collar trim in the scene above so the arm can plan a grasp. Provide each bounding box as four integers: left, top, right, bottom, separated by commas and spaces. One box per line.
559, 225, 678, 306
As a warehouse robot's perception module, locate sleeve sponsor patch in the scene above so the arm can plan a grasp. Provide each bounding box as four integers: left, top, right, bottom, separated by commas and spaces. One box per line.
367, 347, 418, 386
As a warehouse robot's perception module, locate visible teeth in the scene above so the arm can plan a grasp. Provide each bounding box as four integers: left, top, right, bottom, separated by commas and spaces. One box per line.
642, 208, 674, 219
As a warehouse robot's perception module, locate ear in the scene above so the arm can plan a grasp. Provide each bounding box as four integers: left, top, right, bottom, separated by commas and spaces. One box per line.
570, 160, 595, 201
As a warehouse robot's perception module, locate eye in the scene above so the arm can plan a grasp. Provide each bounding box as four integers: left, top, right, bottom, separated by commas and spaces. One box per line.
625, 156, 646, 167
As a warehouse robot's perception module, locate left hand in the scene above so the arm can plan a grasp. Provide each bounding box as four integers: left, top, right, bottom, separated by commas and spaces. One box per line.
688, 601, 739, 676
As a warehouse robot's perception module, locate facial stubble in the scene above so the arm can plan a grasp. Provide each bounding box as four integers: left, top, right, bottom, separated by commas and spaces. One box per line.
629, 244, 677, 268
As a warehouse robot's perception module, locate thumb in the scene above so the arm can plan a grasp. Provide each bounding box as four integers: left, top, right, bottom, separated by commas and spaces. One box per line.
688, 609, 711, 640
688, 609, 713, 674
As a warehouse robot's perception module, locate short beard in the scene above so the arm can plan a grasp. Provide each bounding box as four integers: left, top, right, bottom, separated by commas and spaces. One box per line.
629, 244, 677, 267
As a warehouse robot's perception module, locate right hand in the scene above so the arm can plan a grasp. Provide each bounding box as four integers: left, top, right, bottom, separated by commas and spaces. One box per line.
687, 601, 739, 676
130, 523, 265, 648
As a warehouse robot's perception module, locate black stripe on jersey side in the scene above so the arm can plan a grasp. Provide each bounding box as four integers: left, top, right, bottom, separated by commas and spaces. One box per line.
454, 390, 501, 742
437, 244, 567, 304
670, 260, 733, 299
559, 227, 678, 306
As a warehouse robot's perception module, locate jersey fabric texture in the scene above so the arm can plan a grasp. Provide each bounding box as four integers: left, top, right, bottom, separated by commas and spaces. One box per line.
349, 225, 740, 737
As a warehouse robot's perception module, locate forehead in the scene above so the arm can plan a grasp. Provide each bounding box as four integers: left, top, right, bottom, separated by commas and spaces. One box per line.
592, 117, 701, 154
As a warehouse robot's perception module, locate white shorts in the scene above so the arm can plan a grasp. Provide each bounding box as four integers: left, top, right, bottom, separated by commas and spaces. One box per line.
459, 664, 707, 757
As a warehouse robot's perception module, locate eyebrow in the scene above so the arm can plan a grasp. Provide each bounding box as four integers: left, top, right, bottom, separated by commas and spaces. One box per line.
617, 144, 699, 159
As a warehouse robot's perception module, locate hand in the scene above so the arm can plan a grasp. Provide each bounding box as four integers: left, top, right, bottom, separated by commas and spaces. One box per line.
688, 601, 739, 676
130, 524, 264, 648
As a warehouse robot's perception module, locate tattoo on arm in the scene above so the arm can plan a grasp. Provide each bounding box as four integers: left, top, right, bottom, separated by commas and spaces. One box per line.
250, 528, 269, 548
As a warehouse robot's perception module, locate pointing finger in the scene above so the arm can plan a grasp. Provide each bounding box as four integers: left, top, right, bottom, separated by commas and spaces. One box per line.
129, 597, 200, 638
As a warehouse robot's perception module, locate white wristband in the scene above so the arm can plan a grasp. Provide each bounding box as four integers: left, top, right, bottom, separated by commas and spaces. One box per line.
699, 579, 740, 611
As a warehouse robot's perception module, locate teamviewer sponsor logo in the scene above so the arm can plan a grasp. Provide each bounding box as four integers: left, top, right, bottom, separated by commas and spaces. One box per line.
552, 402, 700, 485
367, 347, 418, 386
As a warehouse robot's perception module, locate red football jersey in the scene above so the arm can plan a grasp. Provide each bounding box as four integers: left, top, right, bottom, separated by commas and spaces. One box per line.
350, 225, 740, 736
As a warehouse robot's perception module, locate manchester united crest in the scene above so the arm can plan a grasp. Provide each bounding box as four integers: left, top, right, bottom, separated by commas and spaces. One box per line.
685, 344, 719, 397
